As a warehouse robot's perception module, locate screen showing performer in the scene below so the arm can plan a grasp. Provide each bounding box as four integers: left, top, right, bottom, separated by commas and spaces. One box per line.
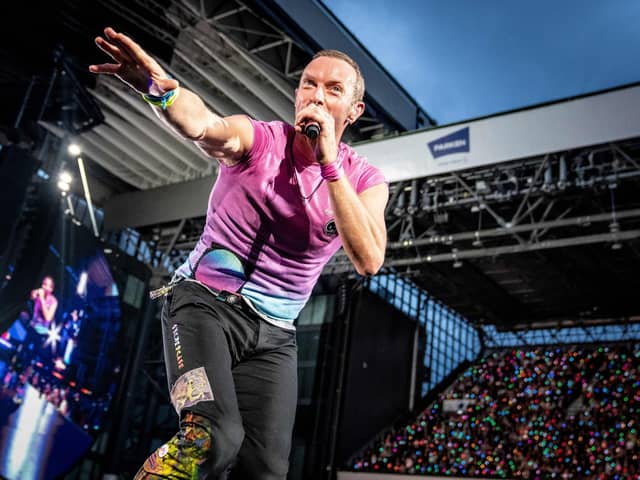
0, 216, 123, 480
89, 25, 389, 480
29, 276, 58, 335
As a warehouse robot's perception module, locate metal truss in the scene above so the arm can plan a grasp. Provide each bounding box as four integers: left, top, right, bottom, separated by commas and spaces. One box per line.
106, 216, 206, 281
324, 137, 640, 274
96, 0, 397, 142
107, 137, 640, 287
107, 136, 640, 284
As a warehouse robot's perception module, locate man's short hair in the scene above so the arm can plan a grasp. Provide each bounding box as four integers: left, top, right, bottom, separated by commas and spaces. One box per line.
312, 49, 365, 103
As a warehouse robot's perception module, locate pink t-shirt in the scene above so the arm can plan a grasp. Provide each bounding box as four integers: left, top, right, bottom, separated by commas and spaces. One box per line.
175, 119, 387, 322
32, 294, 56, 326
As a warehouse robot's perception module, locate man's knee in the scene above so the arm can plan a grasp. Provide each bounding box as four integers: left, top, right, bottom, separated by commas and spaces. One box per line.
180, 411, 246, 476
232, 432, 291, 479
207, 414, 245, 474
133, 416, 213, 480
134, 412, 245, 479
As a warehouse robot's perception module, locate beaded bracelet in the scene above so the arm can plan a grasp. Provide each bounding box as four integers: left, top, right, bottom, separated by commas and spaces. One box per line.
142, 87, 180, 110
320, 162, 344, 182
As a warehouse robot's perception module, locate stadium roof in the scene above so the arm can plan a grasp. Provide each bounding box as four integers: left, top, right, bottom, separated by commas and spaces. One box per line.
2, 0, 432, 202
2, 0, 639, 331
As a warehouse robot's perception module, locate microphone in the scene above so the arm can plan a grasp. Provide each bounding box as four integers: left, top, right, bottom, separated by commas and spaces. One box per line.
304, 122, 320, 139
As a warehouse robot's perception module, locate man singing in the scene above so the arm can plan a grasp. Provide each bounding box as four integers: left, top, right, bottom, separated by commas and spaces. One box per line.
90, 26, 388, 479
30, 275, 58, 331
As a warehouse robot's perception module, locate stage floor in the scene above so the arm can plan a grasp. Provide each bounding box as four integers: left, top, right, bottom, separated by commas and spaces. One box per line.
0, 383, 92, 480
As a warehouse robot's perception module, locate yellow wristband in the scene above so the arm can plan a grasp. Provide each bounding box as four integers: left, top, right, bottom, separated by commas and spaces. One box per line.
142, 87, 180, 110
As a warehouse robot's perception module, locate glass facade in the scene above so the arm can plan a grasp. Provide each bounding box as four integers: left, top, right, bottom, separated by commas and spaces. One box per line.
482, 322, 640, 347
295, 294, 336, 405
368, 273, 481, 397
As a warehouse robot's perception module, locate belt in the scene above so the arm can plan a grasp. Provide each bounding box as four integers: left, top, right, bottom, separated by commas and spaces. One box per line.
212, 289, 243, 305
149, 278, 243, 306
150, 278, 296, 331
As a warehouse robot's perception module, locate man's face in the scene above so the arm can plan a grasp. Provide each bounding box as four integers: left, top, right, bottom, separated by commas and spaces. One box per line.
42, 277, 54, 294
295, 56, 363, 136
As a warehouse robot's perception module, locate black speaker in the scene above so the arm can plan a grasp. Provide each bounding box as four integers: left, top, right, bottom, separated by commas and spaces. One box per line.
0, 144, 41, 256
334, 287, 418, 465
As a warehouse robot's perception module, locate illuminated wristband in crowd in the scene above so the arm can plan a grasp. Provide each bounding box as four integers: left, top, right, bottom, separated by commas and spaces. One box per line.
142, 87, 180, 110
320, 162, 344, 182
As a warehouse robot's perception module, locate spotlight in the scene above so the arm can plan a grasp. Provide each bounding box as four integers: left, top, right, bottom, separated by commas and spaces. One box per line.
57, 171, 73, 195
68, 143, 82, 156
542, 162, 554, 192
472, 232, 483, 247
557, 155, 568, 189
59, 171, 73, 184
420, 183, 431, 211
407, 180, 419, 215
452, 249, 462, 268
57, 180, 70, 192
611, 242, 622, 250
475, 180, 490, 194
393, 190, 406, 216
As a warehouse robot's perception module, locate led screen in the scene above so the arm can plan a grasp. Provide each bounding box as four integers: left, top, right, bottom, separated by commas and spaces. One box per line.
0, 216, 122, 479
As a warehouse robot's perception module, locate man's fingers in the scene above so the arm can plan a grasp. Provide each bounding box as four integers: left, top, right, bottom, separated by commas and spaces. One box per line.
107, 29, 150, 65
89, 63, 121, 75
94, 37, 129, 64
296, 105, 328, 130
103, 28, 142, 65
105, 28, 167, 78
295, 105, 318, 123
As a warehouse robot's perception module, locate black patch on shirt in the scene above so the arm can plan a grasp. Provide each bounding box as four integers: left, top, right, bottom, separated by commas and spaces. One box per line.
324, 219, 338, 236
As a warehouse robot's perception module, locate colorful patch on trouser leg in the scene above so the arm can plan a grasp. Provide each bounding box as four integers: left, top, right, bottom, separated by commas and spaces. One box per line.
170, 366, 214, 416
134, 413, 212, 479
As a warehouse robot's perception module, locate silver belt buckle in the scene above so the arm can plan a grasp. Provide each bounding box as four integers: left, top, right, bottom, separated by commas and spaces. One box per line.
149, 278, 183, 300
216, 290, 241, 305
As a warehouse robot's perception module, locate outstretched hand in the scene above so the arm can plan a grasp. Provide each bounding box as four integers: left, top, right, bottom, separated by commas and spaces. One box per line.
89, 27, 179, 95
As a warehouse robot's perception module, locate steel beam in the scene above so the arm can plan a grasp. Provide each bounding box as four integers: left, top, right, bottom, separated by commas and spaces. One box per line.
92, 86, 211, 172
103, 176, 215, 230
263, 0, 433, 130
388, 208, 640, 249
189, 31, 293, 122
325, 230, 640, 274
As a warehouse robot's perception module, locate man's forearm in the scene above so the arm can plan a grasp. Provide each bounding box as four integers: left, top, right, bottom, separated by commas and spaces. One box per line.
42, 301, 57, 322
151, 87, 220, 141
327, 179, 386, 276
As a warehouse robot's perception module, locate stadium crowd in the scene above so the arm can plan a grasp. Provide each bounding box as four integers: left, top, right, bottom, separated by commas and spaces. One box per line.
349, 344, 639, 479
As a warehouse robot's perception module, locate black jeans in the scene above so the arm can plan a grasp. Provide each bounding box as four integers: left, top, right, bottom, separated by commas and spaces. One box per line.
155, 280, 298, 479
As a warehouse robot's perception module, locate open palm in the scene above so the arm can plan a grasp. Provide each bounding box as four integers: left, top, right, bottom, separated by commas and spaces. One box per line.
89, 27, 179, 95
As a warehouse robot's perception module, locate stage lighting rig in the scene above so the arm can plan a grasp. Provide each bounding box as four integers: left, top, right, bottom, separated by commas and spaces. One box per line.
57, 171, 72, 193
67, 143, 82, 156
